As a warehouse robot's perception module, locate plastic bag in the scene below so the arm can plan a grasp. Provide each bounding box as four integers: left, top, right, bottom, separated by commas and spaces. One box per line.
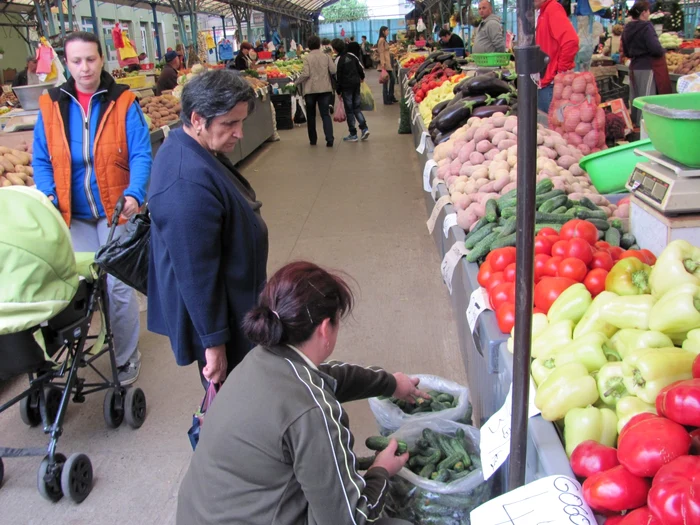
333, 94, 346, 122
379, 69, 389, 85
368, 375, 471, 436
384, 420, 494, 524
359, 82, 375, 112
677, 73, 700, 93
94, 206, 150, 296
188, 381, 219, 450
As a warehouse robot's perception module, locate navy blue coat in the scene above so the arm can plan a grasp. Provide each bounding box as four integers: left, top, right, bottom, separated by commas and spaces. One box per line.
147, 128, 268, 371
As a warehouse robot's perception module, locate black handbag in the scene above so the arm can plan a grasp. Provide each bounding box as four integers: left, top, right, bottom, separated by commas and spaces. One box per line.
94, 205, 150, 295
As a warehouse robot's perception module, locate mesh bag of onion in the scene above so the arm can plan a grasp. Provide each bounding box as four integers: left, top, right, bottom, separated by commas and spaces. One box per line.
547, 71, 607, 155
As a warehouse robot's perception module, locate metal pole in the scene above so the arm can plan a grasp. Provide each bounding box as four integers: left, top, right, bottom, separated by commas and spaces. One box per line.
508, 0, 544, 491
151, 3, 162, 60
213, 28, 218, 61
67, 0, 74, 32
45, 0, 56, 35
33, 0, 48, 37
221, 16, 226, 39
57, 0, 65, 39
88, 0, 98, 35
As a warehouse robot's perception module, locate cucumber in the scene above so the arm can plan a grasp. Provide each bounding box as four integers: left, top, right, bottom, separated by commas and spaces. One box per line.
535, 178, 554, 195
620, 233, 636, 250
489, 233, 516, 250
437, 452, 463, 471
430, 400, 450, 412
365, 436, 408, 454
574, 208, 608, 220
500, 188, 518, 201
485, 199, 499, 222
422, 429, 442, 451
605, 227, 621, 248
539, 195, 568, 214
629, 244, 640, 250
579, 197, 599, 211
500, 217, 517, 236
466, 230, 502, 262
413, 450, 442, 466
465, 217, 490, 239
433, 469, 452, 483
535, 223, 563, 233
465, 222, 498, 249
436, 393, 454, 404
453, 461, 465, 472
587, 218, 610, 231
552, 206, 569, 214
535, 190, 566, 207
419, 463, 436, 479
535, 212, 571, 224
450, 469, 474, 480
611, 218, 624, 231
598, 229, 605, 241
500, 206, 516, 219
497, 197, 517, 211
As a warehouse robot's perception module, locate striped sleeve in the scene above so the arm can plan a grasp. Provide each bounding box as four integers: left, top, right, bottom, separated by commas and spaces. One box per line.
285, 359, 389, 525
319, 361, 396, 403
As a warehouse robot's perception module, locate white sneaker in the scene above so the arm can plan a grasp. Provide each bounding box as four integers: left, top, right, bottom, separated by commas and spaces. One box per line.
118, 360, 141, 385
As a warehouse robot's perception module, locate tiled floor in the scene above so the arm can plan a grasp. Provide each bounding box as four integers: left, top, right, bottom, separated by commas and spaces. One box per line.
0, 71, 465, 524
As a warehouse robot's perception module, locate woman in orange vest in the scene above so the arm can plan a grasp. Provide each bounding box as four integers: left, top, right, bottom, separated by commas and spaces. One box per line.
33, 31, 152, 385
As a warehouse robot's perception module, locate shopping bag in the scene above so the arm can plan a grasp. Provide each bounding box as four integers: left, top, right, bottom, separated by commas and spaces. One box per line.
359, 82, 375, 111
94, 205, 150, 296
379, 69, 389, 85
187, 381, 219, 450
333, 94, 346, 123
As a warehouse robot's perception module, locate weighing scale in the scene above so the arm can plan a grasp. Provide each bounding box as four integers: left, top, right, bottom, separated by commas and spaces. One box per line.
625, 149, 700, 215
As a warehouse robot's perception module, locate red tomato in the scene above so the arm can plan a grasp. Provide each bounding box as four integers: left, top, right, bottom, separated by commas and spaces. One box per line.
619, 250, 647, 263
534, 277, 577, 313
534, 254, 551, 282
595, 241, 612, 253
640, 249, 657, 265
496, 302, 515, 333
537, 227, 559, 237
504, 263, 516, 283
490, 282, 515, 311
477, 261, 494, 289
584, 268, 608, 296
559, 257, 588, 282
567, 237, 594, 265
533, 307, 546, 315
559, 219, 582, 240
487, 247, 517, 272
486, 271, 506, 292
609, 246, 624, 261
573, 220, 599, 244
534, 236, 554, 256
551, 240, 570, 258
591, 251, 614, 271
543, 256, 563, 277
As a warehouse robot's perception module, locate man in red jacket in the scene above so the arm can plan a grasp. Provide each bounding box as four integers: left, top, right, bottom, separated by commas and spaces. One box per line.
535, 0, 579, 112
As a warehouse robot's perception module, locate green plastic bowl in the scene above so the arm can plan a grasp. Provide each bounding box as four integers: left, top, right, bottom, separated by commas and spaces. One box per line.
579, 139, 655, 194
633, 93, 700, 168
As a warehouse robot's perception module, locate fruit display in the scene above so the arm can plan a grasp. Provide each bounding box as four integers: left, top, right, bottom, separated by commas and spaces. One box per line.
138, 94, 181, 130
264, 66, 287, 79
400, 53, 426, 68
665, 52, 685, 71
243, 76, 268, 91
272, 59, 303, 77
0, 146, 33, 187
680, 38, 700, 49
659, 32, 682, 49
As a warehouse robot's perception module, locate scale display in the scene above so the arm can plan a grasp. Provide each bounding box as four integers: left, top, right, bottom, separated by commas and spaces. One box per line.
628, 167, 670, 205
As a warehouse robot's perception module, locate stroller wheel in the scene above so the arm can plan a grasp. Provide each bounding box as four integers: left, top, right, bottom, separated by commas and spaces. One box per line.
103, 388, 124, 428
42, 387, 63, 424
60, 453, 93, 504
19, 390, 41, 427
124, 387, 147, 429
37, 453, 66, 502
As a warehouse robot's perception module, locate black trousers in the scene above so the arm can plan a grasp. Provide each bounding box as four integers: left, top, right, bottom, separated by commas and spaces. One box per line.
304, 92, 334, 145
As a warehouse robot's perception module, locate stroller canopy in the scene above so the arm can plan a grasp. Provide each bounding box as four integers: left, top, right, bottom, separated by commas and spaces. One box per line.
0, 186, 79, 335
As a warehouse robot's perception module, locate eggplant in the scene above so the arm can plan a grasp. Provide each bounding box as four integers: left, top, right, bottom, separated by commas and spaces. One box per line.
428, 51, 443, 60
442, 59, 458, 70
446, 91, 465, 107
493, 93, 517, 106
435, 53, 455, 63
472, 105, 510, 119
475, 69, 499, 77
429, 118, 439, 133
455, 58, 470, 66
432, 99, 451, 117
415, 59, 435, 76
434, 100, 474, 133
462, 75, 514, 97
453, 79, 468, 95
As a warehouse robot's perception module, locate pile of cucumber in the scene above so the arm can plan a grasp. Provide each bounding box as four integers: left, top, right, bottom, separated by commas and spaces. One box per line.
605, 218, 639, 250
359, 429, 480, 483
465, 179, 625, 263
388, 390, 459, 415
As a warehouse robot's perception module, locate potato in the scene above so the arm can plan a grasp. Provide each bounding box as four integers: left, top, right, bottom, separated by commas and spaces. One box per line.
469, 151, 485, 165
472, 167, 489, 180
507, 155, 517, 167
0, 146, 12, 155
6, 173, 25, 185
491, 115, 506, 128
569, 163, 584, 177
25, 176, 34, 186
0, 157, 14, 172
10, 150, 29, 165
454, 181, 467, 193
464, 180, 477, 194
475, 178, 490, 190
500, 182, 517, 194
499, 139, 517, 150
457, 208, 478, 230
491, 130, 510, 148
473, 125, 493, 143
1, 178, 10, 187
484, 149, 499, 161
557, 155, 577, 170
480, 181, 496, 193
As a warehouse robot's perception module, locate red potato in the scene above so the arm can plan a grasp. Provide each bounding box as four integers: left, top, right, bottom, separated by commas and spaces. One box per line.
499, 139, 517, 150
567, 132, 583, 146
473, 126, 492, 143
451, 140, 467, 158
557, 155, 577, 169
585, 83, 597, 96
458, 142, 476, 163
555, 144, 574, 158
457, 208, 478, 230
493, 176, 511, 192
538, 146, 558, 160
572, 75, 587, 93
488, 128, 503, 141
480, 181, 497, 193
450, 158, 462, 176
578, 144, 591, 155
437, 165, 450, 180
476, 140, 494, 154
464, 127, 477, 142
470, 151, 486, 165
580, 103, 596, 123
500, 182, 517, 194
575, 121, 593, 137
503, 117, 517, 132
571, 93, 586, 103
484, 149, 499, 161
474, 178, 490, 190
491, 130, 510, 147
562, 85, 573, 99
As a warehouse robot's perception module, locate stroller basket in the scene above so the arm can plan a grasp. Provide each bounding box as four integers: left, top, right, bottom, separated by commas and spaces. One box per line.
0, 330, 46, 381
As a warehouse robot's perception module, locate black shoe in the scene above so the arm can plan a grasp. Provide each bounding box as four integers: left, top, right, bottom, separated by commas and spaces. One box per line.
326, 141, 334, 147
384, 101, 394, 106
310, 141, 317, 146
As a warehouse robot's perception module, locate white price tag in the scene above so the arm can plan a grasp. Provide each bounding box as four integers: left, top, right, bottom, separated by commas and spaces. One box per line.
443, 212, 458, 239
161, 125, 171, 138
413, 110, 420, 124
426, 195, 451, 235
416, 131, 430, 154
479, 381, 542, 481
440, 241, 469, 295
470, 475, 596, 524
423, 159, 437, 192
431, 177, 445, 200
465, 287, 491, 334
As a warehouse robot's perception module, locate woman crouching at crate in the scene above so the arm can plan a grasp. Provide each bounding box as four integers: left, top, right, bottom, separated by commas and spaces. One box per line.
176, 261, 426, 525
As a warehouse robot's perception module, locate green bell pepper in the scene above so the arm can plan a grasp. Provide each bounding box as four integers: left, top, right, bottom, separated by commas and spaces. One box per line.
615, 396, 657, 434
682, 328, 700, 355
534, 362, 600, 422
609, 329, 675, 360
649, 240, 700, 299
597, 362, 629, 406
573, 291, 619, 340
621, 347, 695, 404
564, 406, 618, 457
507, 313, 549, 354
605, 258, 652, 296
545, 332, 610, 373
547, 283, 592, 325
599, 294, 655, 331
649, 283, 700, 335
530, 320, 574, 360
531, 358, 554, 386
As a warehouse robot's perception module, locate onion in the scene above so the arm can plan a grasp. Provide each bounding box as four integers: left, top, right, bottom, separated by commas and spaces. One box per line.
580, 103, 596, 123
570, 93, 586, 104
585, 83, 597, 96
595, 108, 606, 129
575, 122, 593, 137
578, 144, 591, 155
563, 107, 581, 132
572, 75, 587, 94
562, 86, 573, 100
583, 129, 600, 149
562, 72, 575, 86
553, 82, 564, 100
567, 132, 583, 146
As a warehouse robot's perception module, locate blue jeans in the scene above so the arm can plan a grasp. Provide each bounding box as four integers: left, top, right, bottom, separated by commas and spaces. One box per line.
383, 70, 396, 104
341, 86, 368, 136
304, 92, 334, 145
537, 84, 554, 114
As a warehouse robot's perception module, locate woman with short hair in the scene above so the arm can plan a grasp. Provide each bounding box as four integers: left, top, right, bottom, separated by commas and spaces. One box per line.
176, 261, 420, 525
232, 41, 254, 71
147, 70, 269, 386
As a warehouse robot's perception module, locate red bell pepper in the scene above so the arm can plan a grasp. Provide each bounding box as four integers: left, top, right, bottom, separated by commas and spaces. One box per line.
582, 465, 650, 514
693, 354, 700, 379
619, 507, 662, 525
656, 378, 700, 427
617, 414, 691, 477
570, 440, 620, 479
647, 455, 700, 525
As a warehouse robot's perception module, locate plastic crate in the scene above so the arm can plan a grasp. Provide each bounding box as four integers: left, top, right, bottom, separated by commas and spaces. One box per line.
471, 53, 511, 67
115, 76, 146, 89
596, 77, 629, 105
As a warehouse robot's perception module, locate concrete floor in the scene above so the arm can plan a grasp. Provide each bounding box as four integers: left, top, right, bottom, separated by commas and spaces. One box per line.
0, 72, 466, 524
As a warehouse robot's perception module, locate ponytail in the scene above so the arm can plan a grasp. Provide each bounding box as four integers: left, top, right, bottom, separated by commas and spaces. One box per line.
242, 305, 285, 347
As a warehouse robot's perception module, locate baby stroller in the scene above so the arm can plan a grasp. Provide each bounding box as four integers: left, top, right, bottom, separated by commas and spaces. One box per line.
0, 187, 147, 503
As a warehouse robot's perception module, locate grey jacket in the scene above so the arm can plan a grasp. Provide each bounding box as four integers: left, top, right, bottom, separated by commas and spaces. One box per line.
296, 49, 337, 95
473, 14, 506, 54
176, 345, 398, 525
